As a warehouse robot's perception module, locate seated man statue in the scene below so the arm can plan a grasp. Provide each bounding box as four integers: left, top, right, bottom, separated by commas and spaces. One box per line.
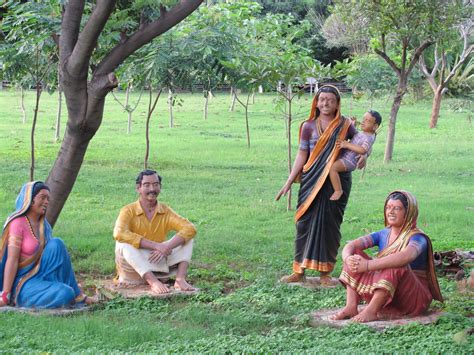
113, 169, 197, 294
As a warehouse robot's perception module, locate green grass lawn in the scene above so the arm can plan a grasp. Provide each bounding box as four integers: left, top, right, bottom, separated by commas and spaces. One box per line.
0, 89, 473, 352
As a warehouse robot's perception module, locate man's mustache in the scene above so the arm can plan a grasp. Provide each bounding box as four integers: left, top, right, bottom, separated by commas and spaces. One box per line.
147, 191, 158, 196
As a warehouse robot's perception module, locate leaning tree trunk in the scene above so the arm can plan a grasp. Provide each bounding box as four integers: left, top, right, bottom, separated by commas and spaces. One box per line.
45, 0, 203, 227
45, 71, 118, 226
384, 82, 407, 163
429, 86, 444, 129
55, 87, 63, 143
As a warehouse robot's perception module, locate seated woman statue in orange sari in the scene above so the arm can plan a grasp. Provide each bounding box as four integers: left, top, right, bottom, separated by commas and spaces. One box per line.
332, 190, 443, 322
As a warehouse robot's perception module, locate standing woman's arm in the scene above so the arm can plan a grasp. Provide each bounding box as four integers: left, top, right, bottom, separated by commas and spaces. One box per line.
275, 149, 309, 200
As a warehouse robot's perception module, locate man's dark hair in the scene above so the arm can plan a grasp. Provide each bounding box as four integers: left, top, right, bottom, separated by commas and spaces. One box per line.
136, 169, 162, 185
387, 191, 408, 210
369, 110, 382, 126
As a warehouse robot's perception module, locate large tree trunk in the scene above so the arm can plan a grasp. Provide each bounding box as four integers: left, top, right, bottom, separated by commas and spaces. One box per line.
430, 86, 444, 129
45, 0, 203, 226
45, 71, 117, 226
384, 82, 407, 163
55, 88, 63, 143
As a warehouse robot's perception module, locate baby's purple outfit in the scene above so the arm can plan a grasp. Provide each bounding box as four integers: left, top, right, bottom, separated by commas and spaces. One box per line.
339, 132, 375, 171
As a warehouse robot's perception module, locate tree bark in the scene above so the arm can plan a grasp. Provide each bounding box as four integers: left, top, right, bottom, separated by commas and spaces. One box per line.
45, 0, 203, 226
204, 91, 209, 120
168, 87, 174, 127
20, 87, 26, 124
286, 97, 292, 211
430, 86, 444, 129
55, 89, 62, 143
245, 93, 250, 148
30, 85, 43, 181
229, 87, 236, 112
144, 87, 162, 169
384, 82, 407, 163
126, 84, 132, 134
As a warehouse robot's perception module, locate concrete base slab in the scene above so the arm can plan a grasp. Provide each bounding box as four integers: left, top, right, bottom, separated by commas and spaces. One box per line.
98, 280, 199, 299
309, 307, 445, 331
284, 277, 340, 289
0, 304, 90, 316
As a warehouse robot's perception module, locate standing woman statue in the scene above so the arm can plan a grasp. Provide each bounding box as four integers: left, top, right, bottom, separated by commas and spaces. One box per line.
0, 181, 96, 308
276, 85, 362, 285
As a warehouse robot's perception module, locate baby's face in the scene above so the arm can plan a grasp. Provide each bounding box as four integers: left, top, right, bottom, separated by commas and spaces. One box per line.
360, 112, 378, 133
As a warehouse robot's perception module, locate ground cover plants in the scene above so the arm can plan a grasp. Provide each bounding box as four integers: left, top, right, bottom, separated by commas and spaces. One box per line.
0, 89, 472, 352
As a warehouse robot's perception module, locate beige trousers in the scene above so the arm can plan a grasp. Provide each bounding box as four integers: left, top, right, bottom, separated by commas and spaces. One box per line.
115, 240, 193, 284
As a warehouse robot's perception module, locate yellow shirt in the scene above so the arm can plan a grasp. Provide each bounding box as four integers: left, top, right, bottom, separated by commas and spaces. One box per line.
113, 200, 196, 248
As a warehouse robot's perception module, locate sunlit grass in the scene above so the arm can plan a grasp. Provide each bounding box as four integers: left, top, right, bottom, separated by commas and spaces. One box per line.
0, 89, 472, 352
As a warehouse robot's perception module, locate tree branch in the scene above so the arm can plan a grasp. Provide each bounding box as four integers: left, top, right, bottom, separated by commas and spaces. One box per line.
60, 0, 85, 63
95, 0, 203, 76
418, 54, 437, 92
374, 48, 401, 78
406, 40, 433, 77
68, 0, 117, 77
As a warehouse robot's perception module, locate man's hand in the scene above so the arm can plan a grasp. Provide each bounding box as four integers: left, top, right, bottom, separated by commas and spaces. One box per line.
148, 242, 172, 264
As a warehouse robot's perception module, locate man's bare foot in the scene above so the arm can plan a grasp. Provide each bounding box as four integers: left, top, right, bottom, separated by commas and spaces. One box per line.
174, 278, 196, 292
329, 306, 359, 320
150, 280, 170, 294
280, 273, 305, 283
351, 308, 379, 323
330, 190, 343, 201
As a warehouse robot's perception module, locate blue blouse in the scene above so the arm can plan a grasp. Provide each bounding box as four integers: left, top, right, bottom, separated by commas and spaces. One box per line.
367, 228, 428, 270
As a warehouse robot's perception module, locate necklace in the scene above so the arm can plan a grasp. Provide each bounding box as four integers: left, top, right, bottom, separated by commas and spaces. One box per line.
25, 216, 40, 242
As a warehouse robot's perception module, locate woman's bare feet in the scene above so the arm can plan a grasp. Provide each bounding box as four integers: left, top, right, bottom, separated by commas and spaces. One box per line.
280, 273, 305, 283
174, 278, 196, 292
329, 306, 359, 320
330, 190, 343, 201
150, 280, 170, 294
351, 308, 379, 323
